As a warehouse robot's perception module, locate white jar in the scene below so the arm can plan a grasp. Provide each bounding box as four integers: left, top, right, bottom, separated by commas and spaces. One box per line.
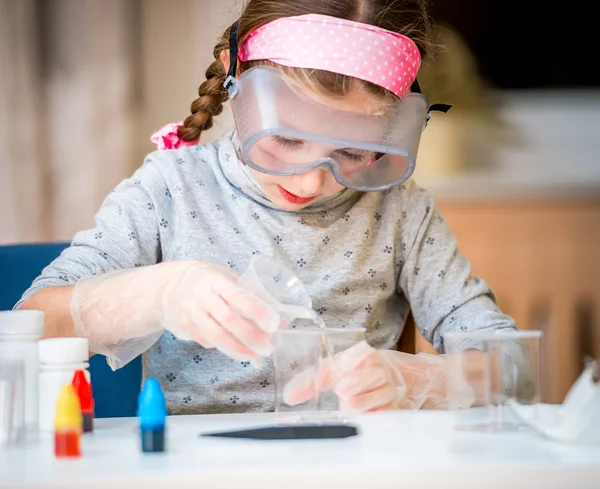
0, 311, 44, 430
38, 337, 90, 432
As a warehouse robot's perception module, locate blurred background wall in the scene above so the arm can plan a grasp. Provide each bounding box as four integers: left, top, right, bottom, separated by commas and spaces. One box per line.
0, 0, 598, 402
0, 0, 238, 243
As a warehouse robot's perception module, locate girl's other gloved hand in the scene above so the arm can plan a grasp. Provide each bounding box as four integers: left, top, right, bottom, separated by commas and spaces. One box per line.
282, 341, 476, 412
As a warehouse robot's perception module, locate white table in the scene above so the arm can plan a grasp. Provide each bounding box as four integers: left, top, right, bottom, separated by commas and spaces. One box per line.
1, 411, 599, 488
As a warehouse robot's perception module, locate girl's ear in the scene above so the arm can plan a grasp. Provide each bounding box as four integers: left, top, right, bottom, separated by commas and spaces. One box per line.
220, 49, 230, 73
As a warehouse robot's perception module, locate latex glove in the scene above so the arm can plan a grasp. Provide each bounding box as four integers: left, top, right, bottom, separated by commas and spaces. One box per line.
70, 261, 281, 369
283, 341, 476, 412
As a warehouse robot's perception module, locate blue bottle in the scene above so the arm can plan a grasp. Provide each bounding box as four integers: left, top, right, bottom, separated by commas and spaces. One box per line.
137, 377, 167, 453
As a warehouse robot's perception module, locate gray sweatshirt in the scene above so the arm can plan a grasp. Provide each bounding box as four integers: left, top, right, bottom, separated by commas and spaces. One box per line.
17, 130, 516, 414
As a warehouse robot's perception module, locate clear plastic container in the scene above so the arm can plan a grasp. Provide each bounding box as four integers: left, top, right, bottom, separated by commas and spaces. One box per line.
273, 327, 366, 424
0, 359, 25, 446
240, 255, 366, 423
444, 329, 543, 432
0, 310, 44, 429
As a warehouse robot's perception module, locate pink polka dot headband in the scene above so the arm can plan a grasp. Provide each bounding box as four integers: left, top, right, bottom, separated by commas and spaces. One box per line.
237, 14, 421, 98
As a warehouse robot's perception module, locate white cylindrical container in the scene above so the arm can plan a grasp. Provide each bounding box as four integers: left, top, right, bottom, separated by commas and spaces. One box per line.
38, 337, 90, 432
0, 311, 45, 430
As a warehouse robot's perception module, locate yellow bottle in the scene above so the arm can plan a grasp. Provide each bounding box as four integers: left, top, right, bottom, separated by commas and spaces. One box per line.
54, 384, 82, 458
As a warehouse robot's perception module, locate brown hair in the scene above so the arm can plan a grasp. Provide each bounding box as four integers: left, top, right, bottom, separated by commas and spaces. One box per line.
178, 0, 435, 142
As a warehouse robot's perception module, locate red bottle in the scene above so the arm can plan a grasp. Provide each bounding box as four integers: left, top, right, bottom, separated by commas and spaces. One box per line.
71, 370, 94, 433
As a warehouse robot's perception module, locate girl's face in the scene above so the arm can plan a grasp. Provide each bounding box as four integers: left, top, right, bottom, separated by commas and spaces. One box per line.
247, 85, 390, 211
220, 52, 390, 210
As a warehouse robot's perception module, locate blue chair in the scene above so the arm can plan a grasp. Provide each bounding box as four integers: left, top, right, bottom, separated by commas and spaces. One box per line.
0, 242, 142, 418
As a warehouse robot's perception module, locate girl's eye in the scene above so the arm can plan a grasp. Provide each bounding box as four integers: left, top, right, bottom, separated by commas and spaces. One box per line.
272, 135, 304, 148
336, 149, 371, 163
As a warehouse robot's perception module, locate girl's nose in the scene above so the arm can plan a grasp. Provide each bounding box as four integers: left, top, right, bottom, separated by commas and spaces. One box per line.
295, 168, 327, 196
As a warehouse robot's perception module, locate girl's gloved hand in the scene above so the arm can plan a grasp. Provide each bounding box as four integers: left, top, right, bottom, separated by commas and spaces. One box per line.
282, 340, 476, 412
70, 261, 282, 369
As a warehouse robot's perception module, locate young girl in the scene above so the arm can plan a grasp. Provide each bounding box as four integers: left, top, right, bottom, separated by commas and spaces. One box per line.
18, 0, 517, 414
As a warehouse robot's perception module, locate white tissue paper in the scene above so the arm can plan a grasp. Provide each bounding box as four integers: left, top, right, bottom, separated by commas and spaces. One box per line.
508, 359, 600, 444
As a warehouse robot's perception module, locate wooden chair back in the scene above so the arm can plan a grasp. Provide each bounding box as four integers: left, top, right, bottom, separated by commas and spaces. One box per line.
396, 312, 437, 355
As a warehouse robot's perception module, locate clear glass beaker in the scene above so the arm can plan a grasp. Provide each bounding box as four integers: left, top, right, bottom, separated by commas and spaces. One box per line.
236, 256, 366, 424
444, 329, 543, 432
273, 327, 366, 424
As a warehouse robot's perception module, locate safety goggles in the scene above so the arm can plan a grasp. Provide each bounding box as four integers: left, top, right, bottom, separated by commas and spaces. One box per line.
226, 66, 433, 191
223, 15, 450, 192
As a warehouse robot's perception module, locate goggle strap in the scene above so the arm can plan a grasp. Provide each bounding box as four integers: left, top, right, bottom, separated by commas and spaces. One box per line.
410, 78, 452, 113
224, 20, 240, 92
429, 103, 452, 113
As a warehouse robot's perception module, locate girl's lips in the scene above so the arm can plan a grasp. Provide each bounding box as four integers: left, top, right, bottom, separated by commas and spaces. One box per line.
277, 185, 317, 205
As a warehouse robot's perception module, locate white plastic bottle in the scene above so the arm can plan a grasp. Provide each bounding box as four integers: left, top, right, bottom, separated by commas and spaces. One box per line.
0, 310, 45, 430
38, 337, 90, 432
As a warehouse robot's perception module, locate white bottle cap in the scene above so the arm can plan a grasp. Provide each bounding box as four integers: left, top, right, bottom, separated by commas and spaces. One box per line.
0, 311, 45, 339
38, 337, 89, 364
